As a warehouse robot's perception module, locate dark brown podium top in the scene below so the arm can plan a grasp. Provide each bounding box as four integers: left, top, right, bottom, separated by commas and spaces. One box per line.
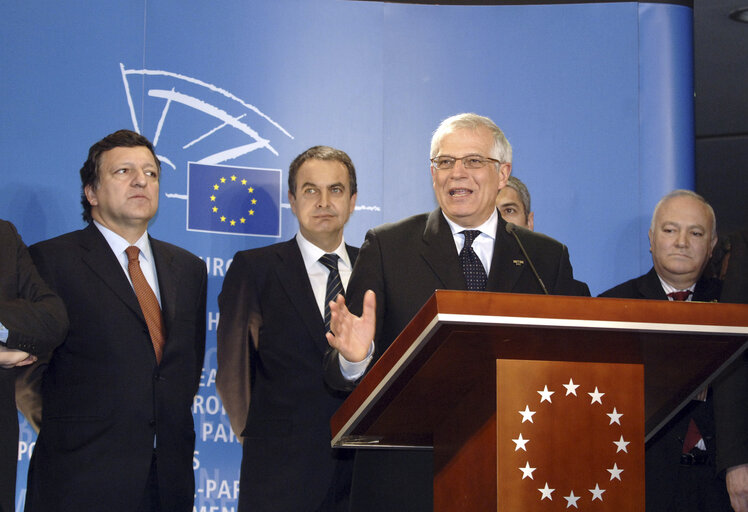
331, 290, 748, 448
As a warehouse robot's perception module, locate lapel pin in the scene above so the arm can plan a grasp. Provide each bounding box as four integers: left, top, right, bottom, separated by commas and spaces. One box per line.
513, 259, 525, 266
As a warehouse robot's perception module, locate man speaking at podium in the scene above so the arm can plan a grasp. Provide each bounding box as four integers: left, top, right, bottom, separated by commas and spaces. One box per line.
324, 113, 581, 511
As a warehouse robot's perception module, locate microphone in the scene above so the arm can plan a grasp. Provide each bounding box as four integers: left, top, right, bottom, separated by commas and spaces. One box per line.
505, 222, 549, 295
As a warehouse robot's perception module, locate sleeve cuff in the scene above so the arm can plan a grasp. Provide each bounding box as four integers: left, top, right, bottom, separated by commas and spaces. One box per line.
339, 341, 375, 381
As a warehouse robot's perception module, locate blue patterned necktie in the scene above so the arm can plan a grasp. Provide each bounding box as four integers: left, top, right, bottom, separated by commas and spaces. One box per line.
319, 253, 344, 332
459, 230, 487, 291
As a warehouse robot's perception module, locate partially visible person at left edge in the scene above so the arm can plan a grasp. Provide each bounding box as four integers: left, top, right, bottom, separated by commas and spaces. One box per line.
0, 219, 68, 512
25, 130, 207, 512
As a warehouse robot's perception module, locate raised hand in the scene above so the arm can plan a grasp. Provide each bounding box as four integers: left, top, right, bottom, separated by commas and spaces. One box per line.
325, 290, 376, 363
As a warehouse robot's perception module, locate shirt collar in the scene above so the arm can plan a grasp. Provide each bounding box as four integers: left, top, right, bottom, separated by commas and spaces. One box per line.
657, 274, 696, 296
295, 232, 351, 272
442, 208, 498, 240
93, 221, 153, 262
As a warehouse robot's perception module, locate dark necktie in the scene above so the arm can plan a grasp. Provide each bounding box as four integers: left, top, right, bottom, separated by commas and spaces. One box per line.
319, 253, 344, 332
126, 246, 165, 363
459, 230, 487, 291
668, 290, 692, 301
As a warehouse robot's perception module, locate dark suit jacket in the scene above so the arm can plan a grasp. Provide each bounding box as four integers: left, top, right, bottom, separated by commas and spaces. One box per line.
323, 209, 580, 511
25, 224, 206, 512
598, 266, 721, 302
712, 229, 748, 474
325, 208, 580, 391
0, 220, 67, 512
599, 267, 731, 512
216, 238, 357, 511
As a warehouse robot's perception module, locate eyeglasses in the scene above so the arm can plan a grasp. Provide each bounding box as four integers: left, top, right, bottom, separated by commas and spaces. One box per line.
430, 155, 502, 170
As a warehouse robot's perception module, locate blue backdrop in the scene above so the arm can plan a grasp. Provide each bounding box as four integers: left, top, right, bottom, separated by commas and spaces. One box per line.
1, 1, 693, 510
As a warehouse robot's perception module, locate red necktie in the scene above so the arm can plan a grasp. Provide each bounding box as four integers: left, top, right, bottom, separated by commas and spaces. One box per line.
668, 290, 692, 301
126, 246, 165, 363
683, 418, 705, 454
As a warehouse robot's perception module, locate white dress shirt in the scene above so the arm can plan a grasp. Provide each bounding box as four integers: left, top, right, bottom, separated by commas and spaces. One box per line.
442, 208, 499, 275
295, 232, 353, 317
94, 221, 161, 306
658, 275, 696, 302
340, 209, 501, 380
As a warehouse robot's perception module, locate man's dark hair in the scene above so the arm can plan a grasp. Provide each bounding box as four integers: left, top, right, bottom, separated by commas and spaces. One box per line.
287, 146, 357, 198
80, 129, 160, 223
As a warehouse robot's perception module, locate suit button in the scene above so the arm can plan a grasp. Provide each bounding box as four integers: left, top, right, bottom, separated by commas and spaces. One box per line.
149, 420, 156, 427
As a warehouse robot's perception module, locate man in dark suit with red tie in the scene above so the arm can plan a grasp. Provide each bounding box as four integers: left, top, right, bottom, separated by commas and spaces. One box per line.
600, 190, 735, 511
324, 113, 583, 511
216, 146, 358, 511
25, 130, 207, 512
0, 219, 67, 512
710, 228, 748, 512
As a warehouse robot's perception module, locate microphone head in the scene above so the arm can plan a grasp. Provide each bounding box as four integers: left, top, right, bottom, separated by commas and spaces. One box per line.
505, 222, 516, 234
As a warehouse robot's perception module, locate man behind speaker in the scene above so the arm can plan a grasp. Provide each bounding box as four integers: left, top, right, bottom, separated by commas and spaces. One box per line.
496, 175, 590, 296
496, 175, 534, 230
216, 146, 358, 511
324, 113, 582, 511
599, 190, 736, 511
25, 130, 207, 512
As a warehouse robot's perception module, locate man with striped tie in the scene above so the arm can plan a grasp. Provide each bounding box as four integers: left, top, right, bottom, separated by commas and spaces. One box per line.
217, 146, 358, 511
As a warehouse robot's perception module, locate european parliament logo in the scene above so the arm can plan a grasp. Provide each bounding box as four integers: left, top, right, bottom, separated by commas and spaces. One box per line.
187, 163, 281, 237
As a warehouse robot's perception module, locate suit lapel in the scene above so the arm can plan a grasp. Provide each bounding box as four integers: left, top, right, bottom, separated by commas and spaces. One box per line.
487, 215, 526, 292
638, 268, 668, 300
79, 224, 145, 323
420, 209, 466, 290
345, 244, 359, 268
151, 238, 178, 336
274, 239, 328, 353
693, 277, 720, 302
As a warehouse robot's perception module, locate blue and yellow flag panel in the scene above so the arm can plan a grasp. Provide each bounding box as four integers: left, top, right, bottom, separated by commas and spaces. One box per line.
187, 163, 281, 237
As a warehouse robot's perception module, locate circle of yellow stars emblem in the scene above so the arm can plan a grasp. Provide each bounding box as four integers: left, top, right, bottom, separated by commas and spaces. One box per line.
210, 175, 260, 228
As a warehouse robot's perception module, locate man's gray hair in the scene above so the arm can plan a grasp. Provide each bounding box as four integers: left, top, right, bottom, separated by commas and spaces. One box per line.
650, 189, 717, 238
430, 113, 512, 164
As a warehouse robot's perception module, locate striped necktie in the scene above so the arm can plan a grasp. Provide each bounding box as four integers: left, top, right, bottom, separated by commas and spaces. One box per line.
319, 253, 344, 332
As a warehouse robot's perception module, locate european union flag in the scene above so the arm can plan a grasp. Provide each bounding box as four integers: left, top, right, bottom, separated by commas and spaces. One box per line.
187, 163, 281, 236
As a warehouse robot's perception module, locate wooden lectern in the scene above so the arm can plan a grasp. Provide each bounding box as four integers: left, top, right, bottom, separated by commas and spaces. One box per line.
330, 290, 748, 511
